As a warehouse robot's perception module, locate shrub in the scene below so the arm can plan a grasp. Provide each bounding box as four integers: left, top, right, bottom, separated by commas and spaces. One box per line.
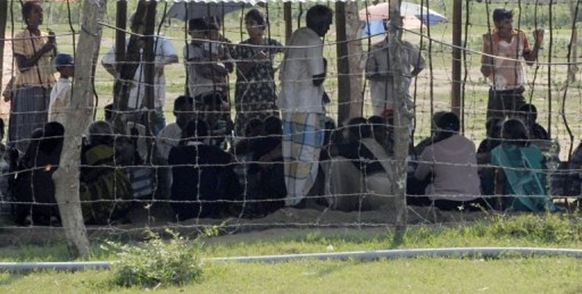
103, 229, 205, 288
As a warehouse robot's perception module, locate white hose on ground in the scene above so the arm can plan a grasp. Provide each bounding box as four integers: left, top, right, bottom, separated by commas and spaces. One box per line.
1, 247, 582, 271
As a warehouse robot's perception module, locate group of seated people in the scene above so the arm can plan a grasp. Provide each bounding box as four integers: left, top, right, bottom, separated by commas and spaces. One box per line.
2, 96, 579, 226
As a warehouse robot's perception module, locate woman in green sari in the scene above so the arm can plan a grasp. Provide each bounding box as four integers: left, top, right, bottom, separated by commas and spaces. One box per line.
491, 119, 558, 212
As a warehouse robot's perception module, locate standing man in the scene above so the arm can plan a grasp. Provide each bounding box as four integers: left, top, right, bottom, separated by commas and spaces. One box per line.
365, 21, 425, 118
279, 5, 333, 207
101, 13, 179, 135
481, 8, 544, 121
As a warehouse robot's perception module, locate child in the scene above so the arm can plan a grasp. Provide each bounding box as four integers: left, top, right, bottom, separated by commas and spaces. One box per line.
48, 53, 74, 125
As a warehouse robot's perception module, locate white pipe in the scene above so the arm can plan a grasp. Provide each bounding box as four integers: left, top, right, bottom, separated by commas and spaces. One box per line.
0, 261, 110, 271
1, 247, 582, 271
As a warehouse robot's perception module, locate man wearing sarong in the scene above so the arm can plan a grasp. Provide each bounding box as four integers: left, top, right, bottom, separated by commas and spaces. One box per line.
278, 5, 333, 206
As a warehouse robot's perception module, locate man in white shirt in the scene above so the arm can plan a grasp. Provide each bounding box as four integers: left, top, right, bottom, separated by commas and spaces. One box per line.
365, 29, 425, 117
101, 14, 178, 135
279, 5, 333, 207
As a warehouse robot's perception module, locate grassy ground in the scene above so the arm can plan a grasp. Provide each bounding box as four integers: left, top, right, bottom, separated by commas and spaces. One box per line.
1, 213, 582, 292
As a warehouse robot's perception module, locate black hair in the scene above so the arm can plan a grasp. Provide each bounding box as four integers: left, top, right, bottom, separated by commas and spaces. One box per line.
367, 115, 386, 129
0, 118, 4, 140
493, 8, 513, 23
347, 117, 372, 139
195, 92, 225, 110
263, 116, 282, 135
22, 1, 40, 20
88, 120, 114, 146
245, 9, 267, 27
306, 5, 333, 30
104, 104, 114, 121
174, 95, 195, 112
183, 119, 209, 140
519, 103, 538, 122
243, 118, 263, 137
39, 122, 65, 153
501, 118, 529, 147
188, 18, 208, 32
485, 117, 503, 138
435, 112, 460, 133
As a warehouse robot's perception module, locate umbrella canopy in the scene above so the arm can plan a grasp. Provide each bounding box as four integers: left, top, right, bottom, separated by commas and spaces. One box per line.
166, 1, 252, 21
363, 15, 425, 36
359, 1, 447, 25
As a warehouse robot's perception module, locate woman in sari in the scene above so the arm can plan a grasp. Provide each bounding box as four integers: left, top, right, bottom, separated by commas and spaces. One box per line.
492, 119, 558, 212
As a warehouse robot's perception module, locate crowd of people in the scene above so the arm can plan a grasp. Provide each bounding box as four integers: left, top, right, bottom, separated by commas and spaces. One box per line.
0, 2, 579, 226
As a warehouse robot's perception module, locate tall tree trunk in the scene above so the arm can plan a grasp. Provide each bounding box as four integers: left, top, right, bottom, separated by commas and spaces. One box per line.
388, 0, 408, 244
52, 0, 108, 257
345, 2, 363, 118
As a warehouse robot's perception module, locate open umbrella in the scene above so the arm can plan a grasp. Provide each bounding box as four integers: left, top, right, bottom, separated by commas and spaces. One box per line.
359, 1, 446, 31
166, 1, 252, 21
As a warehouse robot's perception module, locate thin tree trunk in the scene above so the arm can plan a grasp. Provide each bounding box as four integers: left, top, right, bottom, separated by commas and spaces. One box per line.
52, 0, 108, 257
388, 0, 408, 244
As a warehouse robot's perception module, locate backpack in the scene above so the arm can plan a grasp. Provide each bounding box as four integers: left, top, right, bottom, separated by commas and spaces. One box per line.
80, 144, 133, 224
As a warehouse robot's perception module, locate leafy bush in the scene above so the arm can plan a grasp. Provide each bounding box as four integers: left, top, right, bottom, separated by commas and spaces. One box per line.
103, 229, 205, 288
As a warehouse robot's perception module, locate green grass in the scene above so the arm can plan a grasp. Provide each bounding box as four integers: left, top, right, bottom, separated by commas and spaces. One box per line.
1, 214, 582, 292
1, 257, 581, 293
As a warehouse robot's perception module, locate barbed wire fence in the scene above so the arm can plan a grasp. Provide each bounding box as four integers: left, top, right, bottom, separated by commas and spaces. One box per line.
0, 0, 581, 244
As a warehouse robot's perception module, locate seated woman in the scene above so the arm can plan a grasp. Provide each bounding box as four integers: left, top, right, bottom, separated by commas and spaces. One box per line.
168, 119, 241, 221
323, 117, 396, 212
491, 119, 559, 212
80, 121, 132, 224
13, 122, 64, 226
413, 112, 483, 211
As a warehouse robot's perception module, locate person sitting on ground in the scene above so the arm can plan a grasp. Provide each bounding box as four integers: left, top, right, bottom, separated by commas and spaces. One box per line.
80, 121, 133, 225
413, 112, 483, 211
156, 96, 197, 163
250, 116, 286, 215
13, 122, 64, 226
195, 92, 233, 149
229, 118, 264, 217
477, 117, 504, 163
518, 103, 549, 140
491, 119, 559, 212
368, 115, 394, 156
168, 119, 241, 221
322, 117, 396, 212
48, 53, 74, 125
155, 96, 196, 199
476, 117, 504, 201
0, 118, 17, 217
